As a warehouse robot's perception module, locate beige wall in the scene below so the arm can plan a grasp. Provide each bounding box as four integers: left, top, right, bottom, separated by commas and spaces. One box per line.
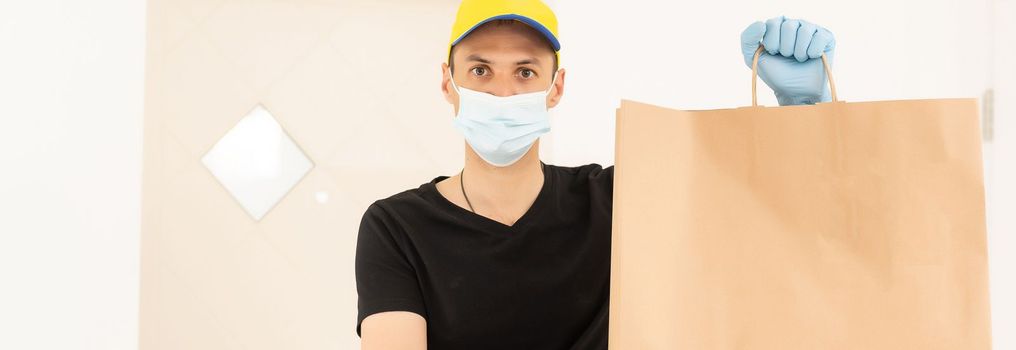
139, 0, 462, 348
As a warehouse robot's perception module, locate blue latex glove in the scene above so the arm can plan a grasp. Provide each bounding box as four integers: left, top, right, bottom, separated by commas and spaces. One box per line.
740, 16, 835, 106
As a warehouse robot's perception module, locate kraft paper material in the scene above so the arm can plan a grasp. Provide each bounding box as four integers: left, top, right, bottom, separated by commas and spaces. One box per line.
609, 79, 991, 348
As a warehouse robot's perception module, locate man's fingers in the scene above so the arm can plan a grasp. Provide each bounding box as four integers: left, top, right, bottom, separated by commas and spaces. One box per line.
762, 16, 785, 55
807, 27, 835, 59
779, 19, 801, 58
794, 21, 818, 62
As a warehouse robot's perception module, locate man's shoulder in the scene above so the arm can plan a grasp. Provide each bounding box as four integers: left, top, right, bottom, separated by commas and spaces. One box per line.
545, 162, 614, 195
547, 162, 614, 179
365, 177, 440, 217
545, 162, 614, 209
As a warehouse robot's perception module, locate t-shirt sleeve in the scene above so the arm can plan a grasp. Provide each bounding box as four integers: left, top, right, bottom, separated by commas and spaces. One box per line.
589, 164, 614, 203
354, 201, 427, 337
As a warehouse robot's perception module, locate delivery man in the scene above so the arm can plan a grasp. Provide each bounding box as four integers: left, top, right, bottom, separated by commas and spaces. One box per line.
355, 0, 836, 349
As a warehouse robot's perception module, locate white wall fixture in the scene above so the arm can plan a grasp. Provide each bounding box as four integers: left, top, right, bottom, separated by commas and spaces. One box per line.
201, 104, 313, 221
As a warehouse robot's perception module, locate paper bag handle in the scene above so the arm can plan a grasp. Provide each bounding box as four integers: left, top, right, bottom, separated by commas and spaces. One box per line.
751, 45, 839, 106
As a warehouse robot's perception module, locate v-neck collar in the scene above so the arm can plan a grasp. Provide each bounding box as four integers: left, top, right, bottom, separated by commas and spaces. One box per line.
422, 161, 553, 236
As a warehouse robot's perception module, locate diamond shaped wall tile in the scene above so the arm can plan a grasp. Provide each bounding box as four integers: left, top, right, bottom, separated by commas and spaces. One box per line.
201, 104, 313, 221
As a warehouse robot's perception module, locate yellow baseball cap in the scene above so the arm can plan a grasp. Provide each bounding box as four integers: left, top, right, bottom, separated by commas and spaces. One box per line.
447, 0, 561, 66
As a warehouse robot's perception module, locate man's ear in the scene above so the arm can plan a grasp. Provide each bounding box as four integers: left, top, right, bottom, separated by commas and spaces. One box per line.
441, 62, 457, 105
547, 68, 566, 108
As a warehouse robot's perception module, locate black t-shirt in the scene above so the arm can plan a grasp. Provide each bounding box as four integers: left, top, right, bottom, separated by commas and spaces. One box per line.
355, 162, 613, 349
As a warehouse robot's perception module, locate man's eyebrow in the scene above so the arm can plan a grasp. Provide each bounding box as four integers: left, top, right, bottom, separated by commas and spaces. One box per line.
515, 57, 540, 65
465, 54, 491, 64
464, 54, 541, 66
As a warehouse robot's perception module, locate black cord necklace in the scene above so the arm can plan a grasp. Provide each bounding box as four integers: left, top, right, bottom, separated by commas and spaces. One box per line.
459, 162, 545, 214
459, 168, 475, 213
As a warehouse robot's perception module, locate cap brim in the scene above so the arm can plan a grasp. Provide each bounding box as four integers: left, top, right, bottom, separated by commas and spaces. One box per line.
450, 14, 561, 51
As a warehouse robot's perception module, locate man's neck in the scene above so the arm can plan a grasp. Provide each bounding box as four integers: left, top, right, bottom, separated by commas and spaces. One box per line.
459, 140, 545, 224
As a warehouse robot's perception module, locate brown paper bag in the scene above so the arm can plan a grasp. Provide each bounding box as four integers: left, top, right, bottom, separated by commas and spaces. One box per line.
608, 46, 991, 349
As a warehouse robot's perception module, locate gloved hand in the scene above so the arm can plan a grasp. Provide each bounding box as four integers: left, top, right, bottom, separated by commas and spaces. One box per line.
740, 16, 835, 106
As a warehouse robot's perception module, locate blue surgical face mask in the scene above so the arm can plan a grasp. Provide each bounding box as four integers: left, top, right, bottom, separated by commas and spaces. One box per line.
449, 68, 559, 167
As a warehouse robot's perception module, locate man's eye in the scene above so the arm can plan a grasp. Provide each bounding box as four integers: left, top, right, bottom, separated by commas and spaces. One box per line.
518, 68, 535, 79
470, 67, 487, 76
